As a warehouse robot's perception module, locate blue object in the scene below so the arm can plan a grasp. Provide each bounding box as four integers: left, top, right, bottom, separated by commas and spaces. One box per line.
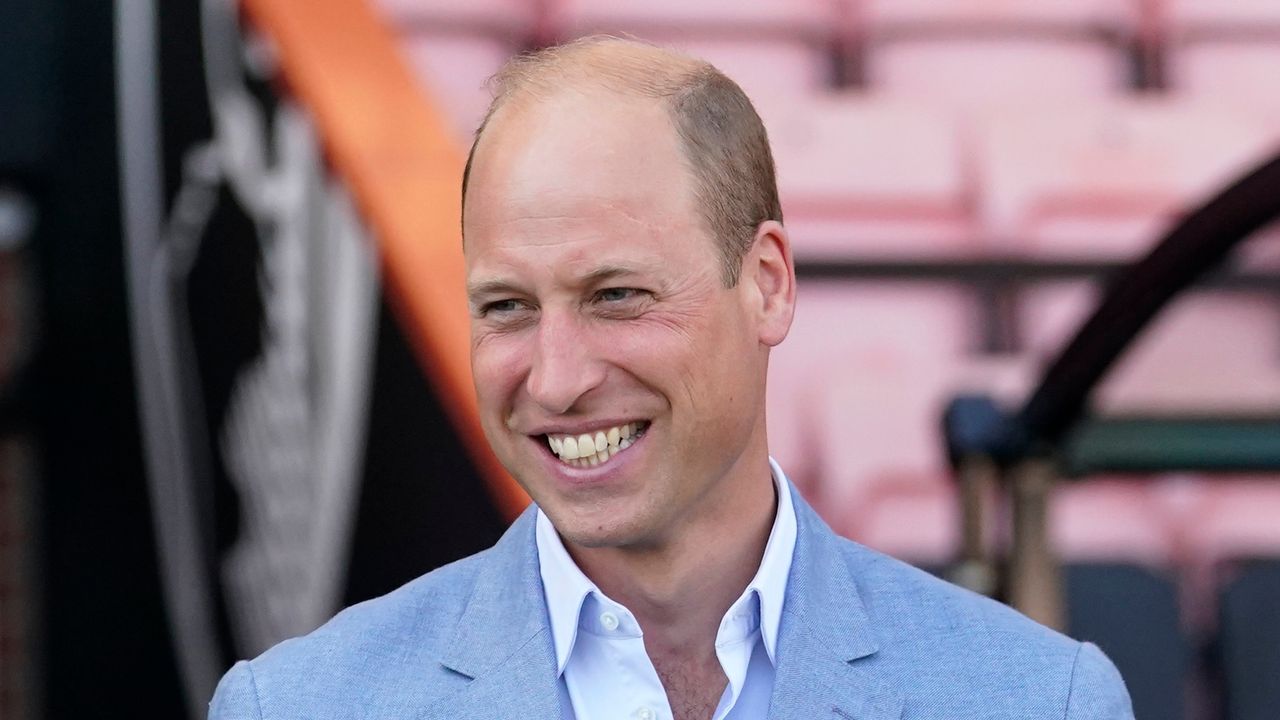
209, 483, 1134, 719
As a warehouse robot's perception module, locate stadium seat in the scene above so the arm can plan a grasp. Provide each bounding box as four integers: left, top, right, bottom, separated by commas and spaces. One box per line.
857, 0, 1136, 108
1096, 293, 1280, 415
841, 474, 961, 565
767, 282, 977, 499
1183, 481, 1280, 568
1215, 559, 1280, 720
1017, 281, 1101, 358
758, 95, 976, 259
1166, 0, 1280, 112
375, 0, 538, 40
801, 354, 1032, 531
377, 0, 532, 141
1050, 480, 1180, 567
401, 35, 515, 142
973, 99, 1280, 259
547, 0, 839, 99
816, 353, 1033, 564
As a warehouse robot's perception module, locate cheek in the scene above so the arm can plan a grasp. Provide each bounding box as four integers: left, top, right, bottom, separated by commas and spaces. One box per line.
600, 303, 750, 401
471, 333, 530, 410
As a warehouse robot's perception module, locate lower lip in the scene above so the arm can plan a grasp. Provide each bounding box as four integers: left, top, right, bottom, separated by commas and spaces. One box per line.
534, 429, 647, 487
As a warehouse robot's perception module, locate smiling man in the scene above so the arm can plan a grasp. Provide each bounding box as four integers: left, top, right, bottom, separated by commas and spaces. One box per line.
209, 38, 1134, 720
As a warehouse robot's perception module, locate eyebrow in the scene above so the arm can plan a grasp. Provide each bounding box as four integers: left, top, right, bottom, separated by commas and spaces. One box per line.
466, 264, 650, 304
466, 278, 524, 303
580, 264, 645, 285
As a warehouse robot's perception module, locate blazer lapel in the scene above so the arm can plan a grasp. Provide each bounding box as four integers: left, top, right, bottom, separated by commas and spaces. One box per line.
768, 490, 905, 720
419, 508, 563, 720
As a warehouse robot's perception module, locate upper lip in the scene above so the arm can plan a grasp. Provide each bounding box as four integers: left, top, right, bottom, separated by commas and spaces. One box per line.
523, 418, 648, 436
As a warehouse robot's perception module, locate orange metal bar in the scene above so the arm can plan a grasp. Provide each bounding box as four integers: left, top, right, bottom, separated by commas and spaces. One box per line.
241, 0, 529, 520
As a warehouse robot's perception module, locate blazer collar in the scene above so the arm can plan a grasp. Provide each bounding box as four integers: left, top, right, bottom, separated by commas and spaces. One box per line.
425, 507, 562, 720
426, 482, 904, 720
767, 488, 905, 720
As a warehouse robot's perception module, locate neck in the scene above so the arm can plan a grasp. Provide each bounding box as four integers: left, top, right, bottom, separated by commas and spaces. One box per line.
565, 449, 778, 662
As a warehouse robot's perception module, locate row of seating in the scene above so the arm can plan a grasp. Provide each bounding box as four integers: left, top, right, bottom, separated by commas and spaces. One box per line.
377, 0, 1280, 45
385, 20, 1280, 262
760, 96, 1280, 261
393, 62, 1280, 262
766, 282, 1280, 567
379, 0, 1280, 127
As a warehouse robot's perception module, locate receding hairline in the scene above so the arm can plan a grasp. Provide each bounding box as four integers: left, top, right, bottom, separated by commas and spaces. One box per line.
485, 36, 712, 114
461, 36, 784, 286
462, 38, 718, 219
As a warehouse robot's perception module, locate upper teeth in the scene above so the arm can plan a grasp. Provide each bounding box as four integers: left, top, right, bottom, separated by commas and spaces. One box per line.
548, 422, 643, 466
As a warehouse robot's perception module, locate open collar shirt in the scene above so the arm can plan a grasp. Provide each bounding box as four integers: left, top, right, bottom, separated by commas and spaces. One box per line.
535, 458, 799, 720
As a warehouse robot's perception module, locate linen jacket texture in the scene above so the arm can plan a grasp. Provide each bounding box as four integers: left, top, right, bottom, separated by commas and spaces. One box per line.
208, 483, 1134, 719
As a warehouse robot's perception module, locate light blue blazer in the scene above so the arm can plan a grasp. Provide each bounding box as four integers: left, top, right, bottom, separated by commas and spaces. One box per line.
210, 484, 1134, 719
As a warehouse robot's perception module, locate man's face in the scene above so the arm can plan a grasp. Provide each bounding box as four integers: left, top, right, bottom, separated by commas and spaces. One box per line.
464, 90, 773, 550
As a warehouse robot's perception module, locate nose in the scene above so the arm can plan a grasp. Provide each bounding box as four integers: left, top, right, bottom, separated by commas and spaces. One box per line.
526, 309, 606, 415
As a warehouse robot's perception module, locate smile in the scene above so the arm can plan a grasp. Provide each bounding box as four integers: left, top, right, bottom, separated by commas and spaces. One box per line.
543, 421, 649, 468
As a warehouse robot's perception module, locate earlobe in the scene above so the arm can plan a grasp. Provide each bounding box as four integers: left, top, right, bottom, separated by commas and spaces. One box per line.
749, 220, 796, 347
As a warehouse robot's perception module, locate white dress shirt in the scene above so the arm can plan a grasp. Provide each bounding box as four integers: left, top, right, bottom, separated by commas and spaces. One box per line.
536, 458, 798, 720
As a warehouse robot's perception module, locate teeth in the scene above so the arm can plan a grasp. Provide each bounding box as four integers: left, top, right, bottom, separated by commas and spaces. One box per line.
546, 422, 645, 467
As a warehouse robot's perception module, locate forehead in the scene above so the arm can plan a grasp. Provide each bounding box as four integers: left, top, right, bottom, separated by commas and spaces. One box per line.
463, 89, 710, 277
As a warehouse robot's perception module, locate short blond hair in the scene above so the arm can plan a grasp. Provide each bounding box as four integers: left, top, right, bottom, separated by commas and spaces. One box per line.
461, 37, 783, 286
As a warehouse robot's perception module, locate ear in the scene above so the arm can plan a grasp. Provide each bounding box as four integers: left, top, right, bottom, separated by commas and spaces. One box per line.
741, 220, 796, 347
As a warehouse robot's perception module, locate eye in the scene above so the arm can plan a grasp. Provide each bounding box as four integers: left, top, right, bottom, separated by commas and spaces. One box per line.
480, 298, 527, 316
595, 287, 641, 303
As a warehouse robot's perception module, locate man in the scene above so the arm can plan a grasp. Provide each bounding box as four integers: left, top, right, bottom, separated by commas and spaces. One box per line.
210, 38, 1133, 719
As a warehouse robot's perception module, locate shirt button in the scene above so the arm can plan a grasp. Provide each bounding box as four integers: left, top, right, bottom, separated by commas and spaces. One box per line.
635, 708, 654, 720
600, 612, 620, 631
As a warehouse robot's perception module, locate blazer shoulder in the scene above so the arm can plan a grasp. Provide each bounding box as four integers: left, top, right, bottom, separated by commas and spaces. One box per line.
1066, 641, 1135, 719
837, 537, 1075, 650
276, 546, 489, 657
209, 548, 494, 718
833, 539, 1131, 715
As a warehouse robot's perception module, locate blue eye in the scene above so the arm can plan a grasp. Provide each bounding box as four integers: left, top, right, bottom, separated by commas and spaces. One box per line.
596, 287, 639, 303
482, 299, 524, 315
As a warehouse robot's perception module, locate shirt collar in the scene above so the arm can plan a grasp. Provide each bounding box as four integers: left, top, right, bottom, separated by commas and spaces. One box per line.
534, 458, 799, 674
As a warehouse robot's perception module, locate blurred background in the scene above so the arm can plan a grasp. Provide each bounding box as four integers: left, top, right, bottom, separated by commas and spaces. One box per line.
3, 0, 1280, 718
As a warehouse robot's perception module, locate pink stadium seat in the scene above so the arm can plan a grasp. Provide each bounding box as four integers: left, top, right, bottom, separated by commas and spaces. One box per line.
672, 41, 831, 103
549, 0, 834, 38
974, 99, 1280, 259
401, 35, 515, 142
857, 0, 1135, 109
547, 0, 839, 99
841, 475, 961, 565
377, 0, 531, 141
1050, 480, 1179, 566
1166, 0, 1280, 111
1096, 293, 1280, 415
1018, 281, 1101, 359
758, 95, 976, 259
767, 283, 977, 498
375, 0, 537, 40
1135, 473, 1280, 630
1182, 479, 1280, 565
804, 351, 1034, 563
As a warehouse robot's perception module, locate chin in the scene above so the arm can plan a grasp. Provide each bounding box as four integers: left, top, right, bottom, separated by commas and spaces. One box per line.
542, 502, 652, 550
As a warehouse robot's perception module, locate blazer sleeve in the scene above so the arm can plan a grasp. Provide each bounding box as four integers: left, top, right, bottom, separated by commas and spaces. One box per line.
208, 660, 265, 720
1064, 642, 1135, 720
